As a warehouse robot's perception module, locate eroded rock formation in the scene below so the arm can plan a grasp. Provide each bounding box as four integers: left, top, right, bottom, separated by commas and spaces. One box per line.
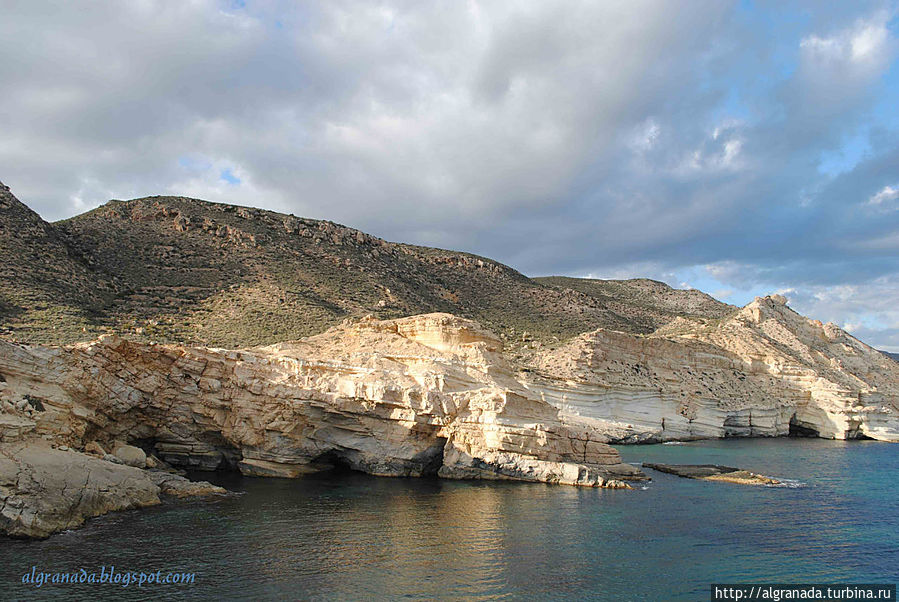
0, 313, 646, 536
0, 441, 225, 538
523, 295, 899, 442
2, 300, 897, 538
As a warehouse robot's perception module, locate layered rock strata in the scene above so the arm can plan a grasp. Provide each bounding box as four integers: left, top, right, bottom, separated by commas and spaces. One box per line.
523, 295, 899, 443
3, 299, 897, 537
0, 313, 645, 536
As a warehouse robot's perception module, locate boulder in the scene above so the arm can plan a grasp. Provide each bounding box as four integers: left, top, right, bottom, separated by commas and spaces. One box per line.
113, 445, 146, 468
83, 441, 106, 457
145, 471, 226, 499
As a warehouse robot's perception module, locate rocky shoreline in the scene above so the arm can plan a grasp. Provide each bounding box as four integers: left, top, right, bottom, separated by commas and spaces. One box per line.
1, 314, 651, 538
0, 441, 225, 539
1, 309, 897, 539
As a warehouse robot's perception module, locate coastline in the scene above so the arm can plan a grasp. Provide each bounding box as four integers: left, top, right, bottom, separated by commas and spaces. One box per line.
3, 438, 895, 600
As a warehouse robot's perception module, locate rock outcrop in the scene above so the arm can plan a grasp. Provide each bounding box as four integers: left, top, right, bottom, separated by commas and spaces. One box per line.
0, 313, 646, 536
2, 299, 897, 537
643, 463, 781, 486
523, 295, 899, 443
0, 441, 225, 538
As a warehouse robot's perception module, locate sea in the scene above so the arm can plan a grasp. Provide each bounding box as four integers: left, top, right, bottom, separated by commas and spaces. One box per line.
1, 438, 897, 600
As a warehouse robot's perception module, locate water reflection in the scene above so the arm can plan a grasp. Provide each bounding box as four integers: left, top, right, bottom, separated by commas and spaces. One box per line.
0, 439, 896, 600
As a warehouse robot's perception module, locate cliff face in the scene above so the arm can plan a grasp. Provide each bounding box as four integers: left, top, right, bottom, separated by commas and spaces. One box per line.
2, 298, 897, 464
524, 295, 899, 442
2, 305, 897, 537
0, 313, 643, 529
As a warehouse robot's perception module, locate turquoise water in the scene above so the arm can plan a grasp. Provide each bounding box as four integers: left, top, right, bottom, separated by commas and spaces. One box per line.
1, 439, 897, 600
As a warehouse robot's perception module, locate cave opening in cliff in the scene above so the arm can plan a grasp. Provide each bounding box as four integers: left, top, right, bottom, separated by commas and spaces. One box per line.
310, 437, 448, 477
417, 436, 447, 477
310, 450, 359, 475
846, 429, 875, 440
130, 436, 243, 472
788, 414, 819, 438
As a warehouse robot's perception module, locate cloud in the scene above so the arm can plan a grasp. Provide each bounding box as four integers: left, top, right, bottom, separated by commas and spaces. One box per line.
776, 275, 899, 352
1, 1, 899, 348
792, 11, 894, 122
869, 184, 899, 207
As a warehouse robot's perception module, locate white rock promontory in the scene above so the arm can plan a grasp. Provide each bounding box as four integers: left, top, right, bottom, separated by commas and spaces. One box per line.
1, 301, 897, 538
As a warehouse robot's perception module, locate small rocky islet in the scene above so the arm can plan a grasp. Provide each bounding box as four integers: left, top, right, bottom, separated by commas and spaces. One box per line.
643, 463, 782, 486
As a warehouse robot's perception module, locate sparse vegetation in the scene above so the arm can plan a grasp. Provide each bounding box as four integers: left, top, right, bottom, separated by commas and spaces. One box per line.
1, 186, 737, 349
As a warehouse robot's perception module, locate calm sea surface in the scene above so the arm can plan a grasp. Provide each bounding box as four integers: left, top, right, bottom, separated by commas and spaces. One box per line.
1, 438, 897, 600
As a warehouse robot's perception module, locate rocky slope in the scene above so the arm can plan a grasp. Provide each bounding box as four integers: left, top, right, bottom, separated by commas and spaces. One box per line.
0, 183, 115, 341
2, 181, 734, 349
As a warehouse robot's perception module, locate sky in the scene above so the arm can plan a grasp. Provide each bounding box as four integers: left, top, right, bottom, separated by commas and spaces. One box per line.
2, 1, 899, 350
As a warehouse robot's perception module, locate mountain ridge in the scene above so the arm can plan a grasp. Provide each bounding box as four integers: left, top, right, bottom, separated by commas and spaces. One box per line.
1, 183, 736, 353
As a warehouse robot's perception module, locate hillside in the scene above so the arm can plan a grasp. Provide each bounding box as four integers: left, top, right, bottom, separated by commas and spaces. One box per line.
535, 276, 734, 333
0, 182, 115, 342
0, 182, 736, 350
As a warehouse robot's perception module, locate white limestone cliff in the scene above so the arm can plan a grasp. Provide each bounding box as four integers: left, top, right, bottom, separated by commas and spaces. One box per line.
2, 299, 897, 538
524, 295, 899, 442
0, 313, 645, 536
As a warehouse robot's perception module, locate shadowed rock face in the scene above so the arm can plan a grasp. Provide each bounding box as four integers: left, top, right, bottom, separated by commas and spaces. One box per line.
0, 313, 647, 537
0, 183, 115, 340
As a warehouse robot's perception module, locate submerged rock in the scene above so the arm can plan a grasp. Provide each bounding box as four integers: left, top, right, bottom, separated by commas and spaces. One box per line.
644, 463, 781, 485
